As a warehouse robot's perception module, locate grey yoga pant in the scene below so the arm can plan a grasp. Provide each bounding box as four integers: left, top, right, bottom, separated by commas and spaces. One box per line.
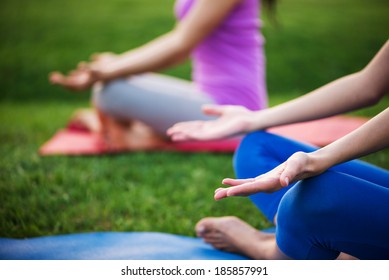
92, 73, 216, 135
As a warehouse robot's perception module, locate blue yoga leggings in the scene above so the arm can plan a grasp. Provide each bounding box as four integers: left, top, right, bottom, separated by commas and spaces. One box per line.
233, 131, 389, 259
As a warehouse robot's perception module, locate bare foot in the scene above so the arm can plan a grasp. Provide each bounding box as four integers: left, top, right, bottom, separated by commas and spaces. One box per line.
68, 107, 168, 151
68, 108, 101, 132
101, 115, 168, 151
337, 252, 358, 260
123, 120, 168, 150
195, 216, 289, 260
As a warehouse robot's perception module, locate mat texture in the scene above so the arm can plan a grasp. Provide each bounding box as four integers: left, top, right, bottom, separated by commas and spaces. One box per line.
267, 115, 368, 147
39, 115, 368, 155
0, 232, 250, 260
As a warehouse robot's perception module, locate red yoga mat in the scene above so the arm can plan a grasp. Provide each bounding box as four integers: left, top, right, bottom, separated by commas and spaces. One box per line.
39, 115, 368, 156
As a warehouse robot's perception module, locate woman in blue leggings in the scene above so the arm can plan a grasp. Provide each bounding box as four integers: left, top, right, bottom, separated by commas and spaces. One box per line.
168, 40, 389, 259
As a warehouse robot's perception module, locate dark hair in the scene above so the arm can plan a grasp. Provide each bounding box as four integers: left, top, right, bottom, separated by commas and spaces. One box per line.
262, 0, 278, 24
263, 0, 277, 14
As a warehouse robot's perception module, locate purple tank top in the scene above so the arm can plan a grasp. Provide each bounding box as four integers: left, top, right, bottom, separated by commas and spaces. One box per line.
175, 0, 267, 110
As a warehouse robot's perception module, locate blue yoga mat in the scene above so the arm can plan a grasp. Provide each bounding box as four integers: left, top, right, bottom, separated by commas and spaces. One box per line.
0, 232, 250, 260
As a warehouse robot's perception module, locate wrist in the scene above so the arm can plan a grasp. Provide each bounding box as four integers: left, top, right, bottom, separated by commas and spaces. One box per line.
241, 111, 259, 133
89, 56, 125, 82
307, 149, 334, 175
246, 110, 268, 132
90, 66, 118, 83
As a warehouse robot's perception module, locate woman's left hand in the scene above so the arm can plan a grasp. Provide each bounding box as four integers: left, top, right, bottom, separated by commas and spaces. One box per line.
49, 67, 96, 91
214, 152, 321, 200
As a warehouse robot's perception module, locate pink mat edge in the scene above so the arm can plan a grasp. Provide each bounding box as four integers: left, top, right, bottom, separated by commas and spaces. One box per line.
39, 115, 369, 156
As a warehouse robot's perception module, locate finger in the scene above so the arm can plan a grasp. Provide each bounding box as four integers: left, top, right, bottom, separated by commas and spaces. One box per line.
225, 181, 262, 197
68, 68, 86, 77
77, 61, 89, 70
221, 178, 255, 186
215, 182, 259, 199
90, 53, 102, 61
49, 72, 66, 84
167, 125, 198, 137
227, 174, 283, 196
170, 132, 198, 141
170, 133, 191, 142
48, 72, 59, 83
279, 175, 290, 187
49, 71, 89, 91
201, 104, 224, 116
214, 188, 229, 200
279, 159, 300, 187
214, 187, 225, 193
167, 123, 199, 135
166, 122, 204, 140
169, 121, 203, 130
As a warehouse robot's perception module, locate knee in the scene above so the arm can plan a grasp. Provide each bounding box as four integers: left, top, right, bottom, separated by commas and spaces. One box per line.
276, 172, 340, 258
91, 82, 106, 111
278, 172, 340, 229
237, 131, 272, 153
233, 131, 277, 176
91, 80, 127, 116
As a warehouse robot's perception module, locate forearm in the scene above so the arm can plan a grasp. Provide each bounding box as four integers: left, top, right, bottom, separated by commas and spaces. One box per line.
249, 71, 380, 131
92, 31, 190, 81
310, 107, 389, 172
248, 41, 389, 132
91, 0, 242, 82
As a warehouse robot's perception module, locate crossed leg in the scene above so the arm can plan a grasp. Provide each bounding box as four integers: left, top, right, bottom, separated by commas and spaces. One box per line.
196, 131, 389, 259
52, 72, 217, 150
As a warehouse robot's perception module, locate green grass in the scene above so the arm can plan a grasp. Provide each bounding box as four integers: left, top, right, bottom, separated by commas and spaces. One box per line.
0, 102, 271, 238
0, 0, 388, 238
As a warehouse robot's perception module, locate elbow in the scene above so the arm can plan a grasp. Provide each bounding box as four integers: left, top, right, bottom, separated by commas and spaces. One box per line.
363, 89, 384, 108
174, 45, 191, 63
174, 42, 193, 63
357, 70, 386, 106
366, 92, 384, 106
169, 29, 197, 62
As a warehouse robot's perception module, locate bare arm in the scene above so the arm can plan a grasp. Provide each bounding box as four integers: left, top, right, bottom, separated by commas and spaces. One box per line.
214, 41, 389, 198
215, 106, 389, 199
308, 107, 389, 172
168, 40, 389, 141
248, 40, 389, 131
91, 0, 243, 81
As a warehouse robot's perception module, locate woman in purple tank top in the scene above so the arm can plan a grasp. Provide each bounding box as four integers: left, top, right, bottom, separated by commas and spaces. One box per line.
49, 0, 270, 150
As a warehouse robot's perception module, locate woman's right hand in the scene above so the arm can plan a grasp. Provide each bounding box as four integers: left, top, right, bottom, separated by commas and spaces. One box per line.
167, 104, 254, 141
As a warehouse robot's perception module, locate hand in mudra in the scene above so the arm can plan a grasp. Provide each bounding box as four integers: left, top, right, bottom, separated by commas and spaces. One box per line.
214, 152, 322, 200
49, 67, 95, 91
167, 104, 253, 141
49, 52, 118, 91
